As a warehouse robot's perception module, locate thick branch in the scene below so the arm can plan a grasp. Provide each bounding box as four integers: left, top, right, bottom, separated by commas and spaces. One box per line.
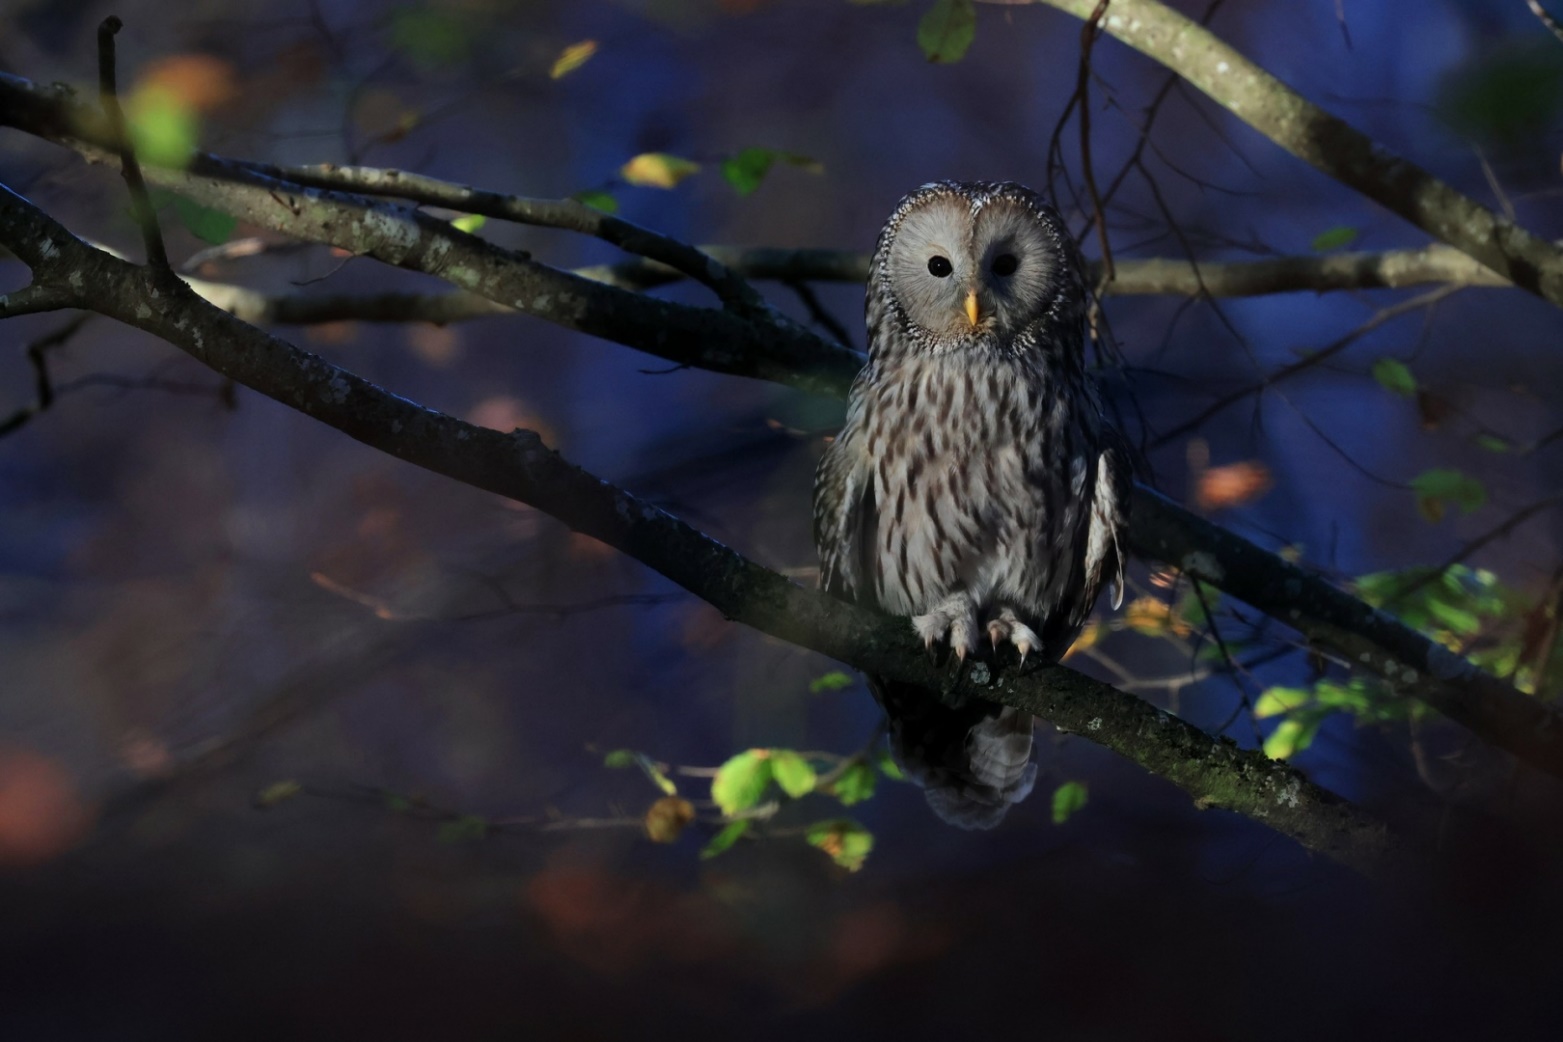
1131, 490, 1563, 773
0, 182, 1403, 877
1008, 0, 1563, 307
580, 243, 1511, 298
174, 243, 1509, 327
0, 72, 850, 399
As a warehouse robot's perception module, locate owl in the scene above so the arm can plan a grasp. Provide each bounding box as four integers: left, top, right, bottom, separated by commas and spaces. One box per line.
813, 181, 1131, 829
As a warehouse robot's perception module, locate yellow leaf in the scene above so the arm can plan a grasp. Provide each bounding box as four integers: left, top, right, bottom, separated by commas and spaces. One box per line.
550, 39, 598, 79
620, 152, 701, 189
643, 796, 695, 843
1123, 597, 1192, 638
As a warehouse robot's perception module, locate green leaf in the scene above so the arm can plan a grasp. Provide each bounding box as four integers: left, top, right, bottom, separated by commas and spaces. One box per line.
128, 87, 199, 169
1426, 597, 1482, 636
384, 793, 412, 813
809, 670, 855, 694
806, 819, 874, 871
436, 814, 488, 844
722, 147, 776, 196
1475, 434, 1511, 453
719, 148, 823, 196
874, 749, 906, 781
1410, 468, 1487, 523
829, 762, 878, 806
711, 750, 773, 816
254, 780, 302, 808
1253, 686, 1310, 719
450, 213, 487, 234
1263, 716, 1323, 760
169, 196, 236, 245
1371, 357, 1417, 398
917, 0, 976, 63
572, 189, 618, 214
390, 7, 471, 68
770, 750, 817, 798
602, 749, 637, 768
700, 819, 751, 859
602, 749, 676, 794
1310, 225, 1358, 251
1050, 780, 1089, 825
620, 152, 701, 188
1313, 679, 1373, 713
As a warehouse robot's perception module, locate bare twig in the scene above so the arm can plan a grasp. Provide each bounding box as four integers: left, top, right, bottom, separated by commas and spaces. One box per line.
0, 313, 91, 438
1151, 285, 1462, 448
1076, 0, 1116, 282
95, 17, 170, 277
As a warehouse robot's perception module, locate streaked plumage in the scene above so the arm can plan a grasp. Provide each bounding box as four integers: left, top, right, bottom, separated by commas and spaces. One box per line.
813, 180, 1130, 828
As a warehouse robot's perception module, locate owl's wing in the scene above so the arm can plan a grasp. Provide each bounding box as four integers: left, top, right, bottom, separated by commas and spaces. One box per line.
1075, 434, 1132, 626
812, 423, 877, 604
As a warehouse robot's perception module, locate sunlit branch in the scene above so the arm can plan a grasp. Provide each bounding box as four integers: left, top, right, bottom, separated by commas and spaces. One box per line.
167, 244, 1513, 329
995, 0, 1563, 307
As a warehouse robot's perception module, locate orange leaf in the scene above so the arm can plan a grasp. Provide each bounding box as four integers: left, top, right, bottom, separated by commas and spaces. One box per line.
1195, 461, 1273, 511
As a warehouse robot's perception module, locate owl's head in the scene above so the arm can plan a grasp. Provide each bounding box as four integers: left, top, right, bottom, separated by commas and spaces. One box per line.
871, 180, 1085, 354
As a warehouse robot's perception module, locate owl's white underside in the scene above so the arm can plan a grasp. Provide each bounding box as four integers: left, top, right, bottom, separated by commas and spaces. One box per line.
819, 345, 1117, 660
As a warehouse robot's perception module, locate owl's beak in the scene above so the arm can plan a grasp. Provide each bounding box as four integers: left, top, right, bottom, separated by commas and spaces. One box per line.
963, 290, 981, 327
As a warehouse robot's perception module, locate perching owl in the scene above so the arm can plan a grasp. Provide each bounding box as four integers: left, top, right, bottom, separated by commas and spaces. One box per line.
813, 181, 1131, 829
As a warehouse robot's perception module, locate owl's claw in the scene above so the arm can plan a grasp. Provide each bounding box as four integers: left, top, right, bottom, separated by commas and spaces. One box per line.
913, 595, 979, 662
985, 609, 1038, 665
987, 618, 1008, 650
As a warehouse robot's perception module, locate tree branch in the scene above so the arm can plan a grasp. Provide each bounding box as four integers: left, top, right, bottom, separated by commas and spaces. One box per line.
995, 0, 1563, 307
0, 181, 1404, 877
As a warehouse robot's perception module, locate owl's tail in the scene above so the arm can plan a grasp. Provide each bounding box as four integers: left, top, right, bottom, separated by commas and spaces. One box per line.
869, 676, 1037, 829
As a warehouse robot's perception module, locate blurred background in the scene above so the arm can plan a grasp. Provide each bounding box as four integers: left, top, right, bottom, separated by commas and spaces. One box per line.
3, 0, 1563, 1036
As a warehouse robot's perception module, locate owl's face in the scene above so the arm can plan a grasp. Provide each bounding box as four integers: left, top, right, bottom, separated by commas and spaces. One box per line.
876, 181, 1075, 350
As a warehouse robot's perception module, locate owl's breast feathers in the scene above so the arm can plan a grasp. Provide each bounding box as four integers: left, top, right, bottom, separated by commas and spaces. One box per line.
815, 348, 1124, 658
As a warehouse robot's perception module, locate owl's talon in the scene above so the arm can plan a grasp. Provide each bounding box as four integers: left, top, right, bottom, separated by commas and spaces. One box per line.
984, 609, 1039, 664
987, 619, 1009, 649
913, 596, 979, 662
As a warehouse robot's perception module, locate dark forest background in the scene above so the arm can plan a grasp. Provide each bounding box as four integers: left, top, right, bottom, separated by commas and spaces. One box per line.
4, 0, 1563, 1037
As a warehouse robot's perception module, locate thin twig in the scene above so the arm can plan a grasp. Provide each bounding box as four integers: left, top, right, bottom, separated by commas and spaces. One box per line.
1152, 285, 1461, 448
1076, 0, 1116, 282
96, 17, 171, 277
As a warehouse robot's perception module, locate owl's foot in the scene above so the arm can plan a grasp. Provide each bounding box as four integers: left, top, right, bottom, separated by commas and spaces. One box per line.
985, 608, 1039, 665
912, 595, 979, 661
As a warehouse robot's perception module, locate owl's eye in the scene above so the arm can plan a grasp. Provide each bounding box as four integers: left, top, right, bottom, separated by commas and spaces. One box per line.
992, 253, 1019, 277
927, 256, 953, 278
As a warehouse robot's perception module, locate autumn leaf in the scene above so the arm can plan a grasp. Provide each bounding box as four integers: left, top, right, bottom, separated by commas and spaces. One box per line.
806, 819, 874, 871
1195, 461, 1274, 511
254, 780, 302, 809
643, 796, 695, 843
550, 40, 598, 79
620, 152, 701, 189
1123, 597, 1193, 638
